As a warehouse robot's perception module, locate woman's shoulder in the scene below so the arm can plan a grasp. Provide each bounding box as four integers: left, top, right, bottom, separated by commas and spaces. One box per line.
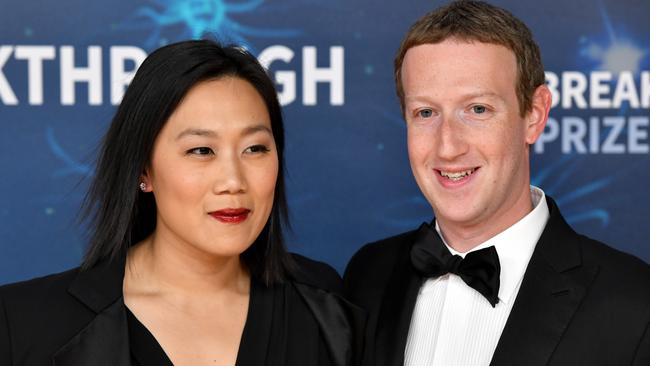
288, 253, 342, 295
285, 254, 365, 366
0, 267, 90, 332
0, 268, 86, 345
0, 266, 116, 365
0, 267, 81, 304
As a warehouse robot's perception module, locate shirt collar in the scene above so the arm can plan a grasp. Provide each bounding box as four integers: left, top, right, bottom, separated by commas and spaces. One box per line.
435, 186, 549, 306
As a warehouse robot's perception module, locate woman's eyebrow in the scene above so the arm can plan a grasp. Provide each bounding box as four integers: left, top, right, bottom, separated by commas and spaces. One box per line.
241, 124, 272, 137
175, 128, 218, 141
175, 125, 272, 141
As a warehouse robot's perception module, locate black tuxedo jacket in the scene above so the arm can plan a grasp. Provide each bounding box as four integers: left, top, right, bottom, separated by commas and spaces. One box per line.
0, 254, 364, 366
344, 197, 650, 366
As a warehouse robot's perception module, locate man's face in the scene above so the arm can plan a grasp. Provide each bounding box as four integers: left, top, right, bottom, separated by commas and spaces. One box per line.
401, 39, 548, 236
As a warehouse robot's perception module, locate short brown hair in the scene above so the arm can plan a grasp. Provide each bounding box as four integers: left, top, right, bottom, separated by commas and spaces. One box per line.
394, 0, 545, 117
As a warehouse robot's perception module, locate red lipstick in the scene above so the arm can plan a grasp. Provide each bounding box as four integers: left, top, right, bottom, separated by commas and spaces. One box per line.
209, 208, 250, 224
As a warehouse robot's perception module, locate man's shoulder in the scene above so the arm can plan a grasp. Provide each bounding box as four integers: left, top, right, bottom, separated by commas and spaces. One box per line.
580, 234, 650, 268
578, 234, 650, 289
343, 228, 419, 292
543, 196, 650, 294
347, 229, 418, 272
290, 253, 343, 294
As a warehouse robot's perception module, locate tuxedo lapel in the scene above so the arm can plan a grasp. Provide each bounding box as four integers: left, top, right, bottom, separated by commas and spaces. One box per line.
375, 226, 426, 366
53, 255, 131, 366
490, 198, 598, 366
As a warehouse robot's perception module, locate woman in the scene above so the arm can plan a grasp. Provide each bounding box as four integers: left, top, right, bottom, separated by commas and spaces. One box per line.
0, 40, 363, 366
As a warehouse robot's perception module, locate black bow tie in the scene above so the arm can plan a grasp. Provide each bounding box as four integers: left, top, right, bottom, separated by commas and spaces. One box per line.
410, 223, 501, 307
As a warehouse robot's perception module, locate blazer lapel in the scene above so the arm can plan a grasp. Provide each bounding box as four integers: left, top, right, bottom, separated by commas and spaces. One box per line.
375, 225, 427, 366
53, 255, 132, 366
52, 299, 131, 366
293, 282, 366, 366
490, 198, 598, 366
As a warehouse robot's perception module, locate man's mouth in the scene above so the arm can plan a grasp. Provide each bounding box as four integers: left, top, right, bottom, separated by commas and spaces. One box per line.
437, 168, 478, 182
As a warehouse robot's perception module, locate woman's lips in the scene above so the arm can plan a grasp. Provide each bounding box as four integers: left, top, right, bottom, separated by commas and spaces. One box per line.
209, 208, 251, 224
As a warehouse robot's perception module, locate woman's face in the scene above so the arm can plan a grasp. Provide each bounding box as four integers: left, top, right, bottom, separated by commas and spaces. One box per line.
143, 77, 278, 259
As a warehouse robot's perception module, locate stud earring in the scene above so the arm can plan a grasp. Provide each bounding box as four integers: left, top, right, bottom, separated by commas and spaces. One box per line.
139, 182, 147, 192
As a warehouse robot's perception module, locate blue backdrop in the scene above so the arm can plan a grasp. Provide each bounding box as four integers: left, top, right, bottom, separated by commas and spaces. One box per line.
2, 0, 649, 284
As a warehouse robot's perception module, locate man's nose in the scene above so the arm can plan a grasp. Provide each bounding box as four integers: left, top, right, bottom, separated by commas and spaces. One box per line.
434, 113, 470, 161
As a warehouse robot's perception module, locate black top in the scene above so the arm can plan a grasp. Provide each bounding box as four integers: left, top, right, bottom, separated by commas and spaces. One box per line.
0, 254, 364, 366
126, 277, 276, 366
125, 276, 338, 365
127, 307, 172, 365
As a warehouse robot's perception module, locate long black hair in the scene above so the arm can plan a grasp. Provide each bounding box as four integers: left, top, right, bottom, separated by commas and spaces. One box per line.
81, 40, 294, 284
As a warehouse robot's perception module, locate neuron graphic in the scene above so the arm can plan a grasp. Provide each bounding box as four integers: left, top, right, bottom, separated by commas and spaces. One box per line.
537, 0, 650, 227
47, 0, 302, 180
531, 156, 612, 226
41, 127, 93, 222
46, 127, 93, 178
373, 109, 431, 230
579, 2, 648, 76
116, 0, 300, 50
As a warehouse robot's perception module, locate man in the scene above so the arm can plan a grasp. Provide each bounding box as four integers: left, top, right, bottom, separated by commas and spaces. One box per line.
344, 1, 650, 365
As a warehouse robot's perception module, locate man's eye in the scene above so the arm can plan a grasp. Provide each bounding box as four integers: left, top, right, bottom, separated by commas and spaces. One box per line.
472, 105, 487, 114
187, 147, 213, 155
418, 109, 433, 118
245, 145, 270, 154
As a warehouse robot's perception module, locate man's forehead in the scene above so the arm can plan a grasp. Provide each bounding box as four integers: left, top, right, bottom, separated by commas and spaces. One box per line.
401, 42, 518, 97
405, 37, 516, 55
401, 41, 517, 84
402, 41, 517, 67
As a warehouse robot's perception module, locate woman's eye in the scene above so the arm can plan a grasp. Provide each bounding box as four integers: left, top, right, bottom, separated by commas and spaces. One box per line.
245, 144, 270, 154
471, 105, 487, 114
187, 147, 214, 155
418, 109, 433, 118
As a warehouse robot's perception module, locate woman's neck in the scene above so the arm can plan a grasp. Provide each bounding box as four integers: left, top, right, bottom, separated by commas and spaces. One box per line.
125, 233, 250, 299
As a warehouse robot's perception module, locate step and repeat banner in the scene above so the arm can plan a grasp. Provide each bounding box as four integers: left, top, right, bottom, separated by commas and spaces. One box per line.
1, 0, 649, 284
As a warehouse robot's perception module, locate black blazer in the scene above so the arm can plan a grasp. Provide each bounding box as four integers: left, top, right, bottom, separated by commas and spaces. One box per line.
0, 254, 364, 366
344, 197, 650, 366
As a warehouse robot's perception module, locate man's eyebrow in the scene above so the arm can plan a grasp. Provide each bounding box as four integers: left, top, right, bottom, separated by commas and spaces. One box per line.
464, 91, 506, 101
404, 95, 429, 102
175, 128, 218, 140
404, 92, 507, 104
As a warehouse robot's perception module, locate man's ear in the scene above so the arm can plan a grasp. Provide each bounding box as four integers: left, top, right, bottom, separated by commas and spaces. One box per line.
524, 84, 552, 145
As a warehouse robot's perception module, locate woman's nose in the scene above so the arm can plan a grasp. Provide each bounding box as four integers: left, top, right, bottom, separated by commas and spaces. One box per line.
212, 154, 247, 195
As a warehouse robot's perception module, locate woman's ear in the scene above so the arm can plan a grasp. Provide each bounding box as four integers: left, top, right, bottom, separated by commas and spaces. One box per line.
139, 171, 152, 192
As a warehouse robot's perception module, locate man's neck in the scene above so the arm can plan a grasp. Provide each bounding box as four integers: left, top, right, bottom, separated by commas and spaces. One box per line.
437, 186, 534, 253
